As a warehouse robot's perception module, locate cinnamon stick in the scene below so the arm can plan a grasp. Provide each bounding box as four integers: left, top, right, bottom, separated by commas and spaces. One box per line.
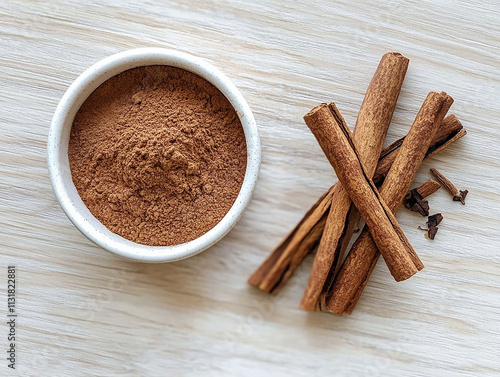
300, 52, 409, 310
249, 52, 409, 294
304, 103, 423, 282
248, 114, 464, 295
415, 178, 441, 198
325, 92, 453, 315
373, 114, 463, 183
247, 188, 333, 293
425, 115, 463, 158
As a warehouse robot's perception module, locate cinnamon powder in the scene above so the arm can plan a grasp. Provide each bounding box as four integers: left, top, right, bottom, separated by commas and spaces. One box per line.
68, 65, 247, 246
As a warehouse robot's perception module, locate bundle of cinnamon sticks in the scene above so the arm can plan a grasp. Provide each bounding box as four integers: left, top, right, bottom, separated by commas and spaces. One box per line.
249, 52, 467, 315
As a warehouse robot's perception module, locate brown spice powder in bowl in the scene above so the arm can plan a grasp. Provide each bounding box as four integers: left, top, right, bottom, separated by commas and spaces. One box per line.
68, 65, 247, 246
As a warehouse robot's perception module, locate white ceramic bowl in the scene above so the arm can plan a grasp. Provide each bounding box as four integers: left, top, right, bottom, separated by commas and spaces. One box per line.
47, 48, 260, 262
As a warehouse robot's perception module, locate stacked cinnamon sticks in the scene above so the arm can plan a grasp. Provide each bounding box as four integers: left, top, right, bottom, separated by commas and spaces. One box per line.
249, 52, 467, 314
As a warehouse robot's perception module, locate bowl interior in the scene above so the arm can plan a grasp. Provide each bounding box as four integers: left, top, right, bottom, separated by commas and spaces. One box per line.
47, 48, 260, 262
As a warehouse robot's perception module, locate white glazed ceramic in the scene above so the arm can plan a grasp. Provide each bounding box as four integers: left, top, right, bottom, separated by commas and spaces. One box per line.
47, 48, 260, 262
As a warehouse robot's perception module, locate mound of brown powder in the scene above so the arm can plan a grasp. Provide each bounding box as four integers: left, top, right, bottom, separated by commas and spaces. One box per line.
68, 65, 247, 246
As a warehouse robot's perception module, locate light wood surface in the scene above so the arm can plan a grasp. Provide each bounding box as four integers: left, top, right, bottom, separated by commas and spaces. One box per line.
1, 1, 499, 376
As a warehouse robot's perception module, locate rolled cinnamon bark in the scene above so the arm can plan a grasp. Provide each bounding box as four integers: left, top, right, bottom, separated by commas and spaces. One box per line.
373, 114, 463, 183
305, 103, 424, 282
325, 92, 454, 315
247, 186, 333, 293
414, 178, 441, 198
299, 52, 409, 310
248, 115, 464, 295
249, 52, 409, 295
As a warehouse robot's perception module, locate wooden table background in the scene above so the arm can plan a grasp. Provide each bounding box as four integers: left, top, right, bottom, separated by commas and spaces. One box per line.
1, 1, 499, 376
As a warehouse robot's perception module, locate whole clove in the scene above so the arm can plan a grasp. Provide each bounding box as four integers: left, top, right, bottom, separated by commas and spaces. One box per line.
452, 190, 469, 205
403, 189, 430, 216
430, 168, 468, 205
419, 213, 444, 240
402, 178, 441, 216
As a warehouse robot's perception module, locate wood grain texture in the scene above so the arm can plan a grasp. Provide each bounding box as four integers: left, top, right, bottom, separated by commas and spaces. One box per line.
0, 0, 499, 376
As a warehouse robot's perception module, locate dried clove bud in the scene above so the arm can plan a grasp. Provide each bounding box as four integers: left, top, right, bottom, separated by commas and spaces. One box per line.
419, 213, 443, 240
403, 188, 430, 216
430, 168, 468, 205
452, 189, 468, 205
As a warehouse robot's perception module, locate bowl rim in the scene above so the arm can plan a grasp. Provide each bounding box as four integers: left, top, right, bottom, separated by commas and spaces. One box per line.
47, 47, 260, 262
